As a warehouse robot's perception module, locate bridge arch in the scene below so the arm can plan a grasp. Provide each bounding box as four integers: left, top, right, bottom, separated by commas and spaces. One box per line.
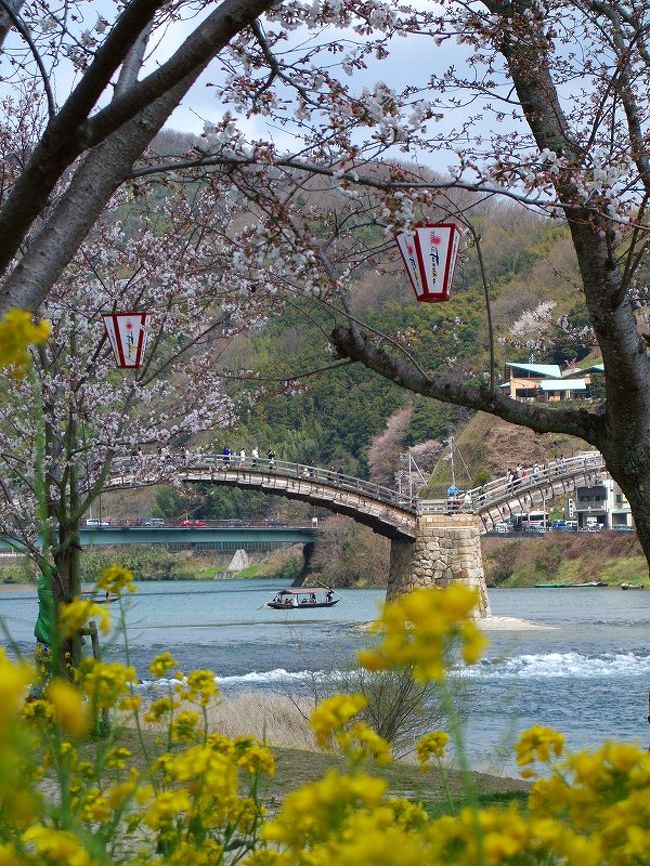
105, 451, 608, 614
107, 458, 418, 541
107, 452, 606, 534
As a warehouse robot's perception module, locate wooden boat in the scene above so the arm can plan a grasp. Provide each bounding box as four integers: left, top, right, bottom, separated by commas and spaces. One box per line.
266, 587, 340, 609
534, 583, 572, 588
534, 581, 607, 588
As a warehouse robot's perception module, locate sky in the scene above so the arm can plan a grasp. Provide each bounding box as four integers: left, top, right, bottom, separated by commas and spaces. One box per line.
0, 1, 502, 177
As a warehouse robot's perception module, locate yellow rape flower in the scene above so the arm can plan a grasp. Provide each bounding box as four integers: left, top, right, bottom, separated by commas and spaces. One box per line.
81, 787, 112, 823
516, 725, 565, 768
0, 308, 50, 376
143, 788, 192, 830
236, 741, 276, 777
96, 565, 135, 596
21, 698, 55, 725
106, 771, 141, 812
310, 693, 367, 749
0, 650, 33, 734
528, 773, 571, 816
337, 721, 392, 766
0, 844, 17, 866
263, 770, 387, 847
75, 659, 136, 709
319, 811, 433, 866
149, 651, 177, 678
601, 739, 646, 774
162, 839, 224, 866
206, 732, 236, 758
105, 746, 132, 770
162, 743, 238, 794
144, 696, 179, 724
23, 825, 93, 866
358, 585, 488, 683
416, 730, 449, 769
45, 679, 89, 737
177, 668, 218, 705
170, 709, 201, 744
241, 850, 292, 866
59, 599, 111, 638
118, 694, 142, 713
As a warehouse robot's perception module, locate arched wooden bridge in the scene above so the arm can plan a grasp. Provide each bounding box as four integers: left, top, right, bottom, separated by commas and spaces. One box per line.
107, 451, 607, 539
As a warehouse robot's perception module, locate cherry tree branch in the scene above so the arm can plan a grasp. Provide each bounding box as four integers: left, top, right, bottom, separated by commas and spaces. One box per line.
0, 0, 275, 308
331, 324, 606, 444
0, 0, 55, 117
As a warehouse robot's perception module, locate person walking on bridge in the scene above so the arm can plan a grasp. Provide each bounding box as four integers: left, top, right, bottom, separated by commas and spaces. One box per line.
268, 449, 276, 470
251, 447, 259, 469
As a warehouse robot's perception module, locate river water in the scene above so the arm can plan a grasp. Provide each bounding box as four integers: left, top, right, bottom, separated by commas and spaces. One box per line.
2, 579, 649, 775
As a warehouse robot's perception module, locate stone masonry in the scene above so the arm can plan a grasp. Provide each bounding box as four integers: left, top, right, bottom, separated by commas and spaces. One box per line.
386, 513, 491, 616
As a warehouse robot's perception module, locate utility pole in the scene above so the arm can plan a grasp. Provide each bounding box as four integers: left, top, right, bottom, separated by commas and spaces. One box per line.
449, 436, 456, 489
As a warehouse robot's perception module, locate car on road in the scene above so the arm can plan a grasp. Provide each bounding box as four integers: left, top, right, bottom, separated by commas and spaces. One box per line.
85, 518, 111, 528
552, 520, 578, 532
143, 517, 166, 527
178, 519, 209, 527
494, 521, 510, 534
263, 517, 289, 526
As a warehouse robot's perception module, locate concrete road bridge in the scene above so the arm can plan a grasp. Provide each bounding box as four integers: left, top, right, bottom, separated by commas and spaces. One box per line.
76, 523, 316, 551
0, 523, 316, 553
103, 451, 608, 613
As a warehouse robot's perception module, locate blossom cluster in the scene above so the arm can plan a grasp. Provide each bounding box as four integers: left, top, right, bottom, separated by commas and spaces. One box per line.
358, 584, 489, 681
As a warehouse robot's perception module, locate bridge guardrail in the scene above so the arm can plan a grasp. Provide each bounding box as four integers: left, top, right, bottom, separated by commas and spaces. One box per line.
110, 456, 417, 512
109, 451, 607, 520
86, 520, 315, 530
419, 452, 605, 516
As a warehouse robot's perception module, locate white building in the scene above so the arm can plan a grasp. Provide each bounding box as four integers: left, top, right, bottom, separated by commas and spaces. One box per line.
574, 475, 633, 530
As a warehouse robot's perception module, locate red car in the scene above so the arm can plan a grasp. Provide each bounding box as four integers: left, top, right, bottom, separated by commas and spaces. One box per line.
178, 519, 209, 527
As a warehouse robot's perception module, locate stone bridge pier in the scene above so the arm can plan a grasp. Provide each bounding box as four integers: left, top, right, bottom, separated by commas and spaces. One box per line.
387, 513, 491, 616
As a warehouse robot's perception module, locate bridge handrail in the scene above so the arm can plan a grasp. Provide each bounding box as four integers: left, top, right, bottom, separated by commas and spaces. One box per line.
109, 450, 607, 520
110, 455, 415, 511
419, 451, 605, 514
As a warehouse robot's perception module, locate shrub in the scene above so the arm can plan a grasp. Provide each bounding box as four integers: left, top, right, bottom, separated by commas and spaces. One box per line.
472, 466, 492, 487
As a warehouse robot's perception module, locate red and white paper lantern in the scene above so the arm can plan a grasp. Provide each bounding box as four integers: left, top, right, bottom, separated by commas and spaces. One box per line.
395, 223, 461, 303
102, 311, 152, 369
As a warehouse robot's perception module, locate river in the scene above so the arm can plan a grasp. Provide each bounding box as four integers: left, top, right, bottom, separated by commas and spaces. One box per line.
1, 579, 649, 775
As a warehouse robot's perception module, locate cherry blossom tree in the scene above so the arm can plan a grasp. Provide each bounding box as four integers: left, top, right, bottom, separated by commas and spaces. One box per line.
0, 185, 272, 632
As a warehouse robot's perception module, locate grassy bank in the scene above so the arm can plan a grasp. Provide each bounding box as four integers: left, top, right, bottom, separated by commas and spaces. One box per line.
115, 691, 529, 812
482, 532, 648, 587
